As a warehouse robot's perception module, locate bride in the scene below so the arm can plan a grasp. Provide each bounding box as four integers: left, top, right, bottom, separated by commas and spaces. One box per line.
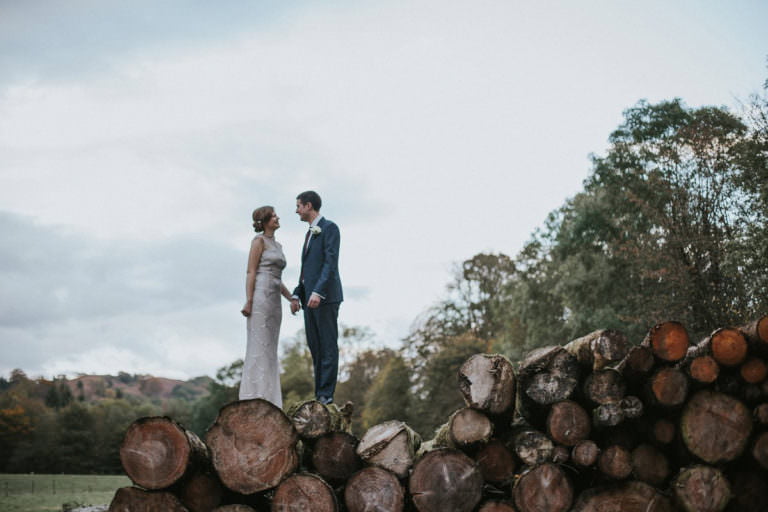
240, 206, 294, 407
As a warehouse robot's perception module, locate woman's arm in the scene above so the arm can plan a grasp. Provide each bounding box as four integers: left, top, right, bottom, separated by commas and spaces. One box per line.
280, 283, 293, 301
241, 237, 265, 317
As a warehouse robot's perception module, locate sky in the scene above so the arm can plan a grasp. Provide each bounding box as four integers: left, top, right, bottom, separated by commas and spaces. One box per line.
1, 1, 767, 381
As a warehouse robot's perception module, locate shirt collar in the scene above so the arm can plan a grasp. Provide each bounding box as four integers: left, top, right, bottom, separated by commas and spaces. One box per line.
310, 215, 323, 228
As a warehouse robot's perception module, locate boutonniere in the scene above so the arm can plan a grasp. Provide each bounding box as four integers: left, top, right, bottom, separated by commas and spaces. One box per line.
310, 226, 322, 236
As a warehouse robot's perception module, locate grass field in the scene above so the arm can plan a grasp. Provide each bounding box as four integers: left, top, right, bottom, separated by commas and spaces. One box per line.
0, 474, 131, 512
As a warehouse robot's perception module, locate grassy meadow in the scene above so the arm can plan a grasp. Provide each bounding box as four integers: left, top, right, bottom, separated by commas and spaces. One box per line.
0, 474, 131, 512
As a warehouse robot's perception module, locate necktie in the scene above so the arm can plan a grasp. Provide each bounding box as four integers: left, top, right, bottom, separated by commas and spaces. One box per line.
300, 229, 311, 283
303, 229, 311, 254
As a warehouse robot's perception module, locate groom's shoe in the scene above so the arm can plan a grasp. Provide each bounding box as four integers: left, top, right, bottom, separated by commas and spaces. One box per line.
318, 396, 333, 405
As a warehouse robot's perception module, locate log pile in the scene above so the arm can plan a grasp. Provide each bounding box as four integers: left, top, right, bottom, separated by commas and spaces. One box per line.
109, 316, 768, 511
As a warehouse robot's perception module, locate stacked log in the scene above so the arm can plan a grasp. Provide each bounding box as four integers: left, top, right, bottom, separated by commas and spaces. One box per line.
109, 315, 768, 511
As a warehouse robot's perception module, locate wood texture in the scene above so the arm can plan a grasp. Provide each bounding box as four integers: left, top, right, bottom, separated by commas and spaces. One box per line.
458, 353, 516, 414
344, 466, 404, 512
205, 399, 299, 494
119, 416, 209, 490
409, 448, 483, 512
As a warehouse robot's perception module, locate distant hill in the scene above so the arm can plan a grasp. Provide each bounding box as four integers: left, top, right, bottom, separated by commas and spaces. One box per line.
65, 373, 213, 402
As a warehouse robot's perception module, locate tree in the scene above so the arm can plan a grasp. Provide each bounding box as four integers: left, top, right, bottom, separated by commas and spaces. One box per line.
505, 98, 768, 346
335, 348, 397, 435
360, 355, 412, 430
406, 333, 486, 438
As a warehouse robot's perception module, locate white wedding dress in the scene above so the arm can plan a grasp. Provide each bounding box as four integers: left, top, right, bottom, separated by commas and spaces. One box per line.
239, 235, 286, 408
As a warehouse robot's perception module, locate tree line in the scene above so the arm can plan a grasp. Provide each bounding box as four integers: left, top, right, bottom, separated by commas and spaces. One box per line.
2, 75, 767, 474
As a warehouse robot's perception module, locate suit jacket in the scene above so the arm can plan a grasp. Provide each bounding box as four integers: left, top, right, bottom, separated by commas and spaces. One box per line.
294, 217, 343, 306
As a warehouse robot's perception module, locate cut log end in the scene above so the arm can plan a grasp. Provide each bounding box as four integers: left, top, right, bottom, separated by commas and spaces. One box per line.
681, 391, 752, 464
272, 473, 338, 512
546, 400, 590, 446
650, 367, 688, 407
711, 327, 748, 366
458, 354, 516, 414
740, 357, 768, 384
344, 467, 404, 512
409, 449, 483, 512
513, 463, 573, 512
119, 416, 201, 490
648, 321, 690, 362
673, 465, 731, 512
205, 399, 299, 495
689, 355, 719, 384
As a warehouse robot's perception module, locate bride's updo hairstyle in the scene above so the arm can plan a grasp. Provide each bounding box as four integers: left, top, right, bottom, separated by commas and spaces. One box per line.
252, 206, 275, 233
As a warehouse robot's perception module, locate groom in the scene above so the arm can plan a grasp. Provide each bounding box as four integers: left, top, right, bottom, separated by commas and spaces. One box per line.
291, 191, 343, 405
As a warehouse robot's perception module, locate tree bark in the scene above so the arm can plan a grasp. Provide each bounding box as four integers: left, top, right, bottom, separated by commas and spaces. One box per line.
571, 481, 674, 512
474, 439, 516, 485
409, 448, 483, 512
546, 400, 590, 447
592, 402, 624, 428
109, 486, 189, 512
357, 420, 421, 479
205, 399, 299, 494
564, 329, 630, 371
516, 346, 580, 426
512, 463, 573, 512
271, 473, 338, 512
310, 431, 363, 484
434, 407, 493, 450
513, 429, 554, 466
119, 416, 210, 490
740, 315, 768, 355
672, 465, 731, 512
344, 467, 404, 512
458, 353, 516, 415
642, 321, 689, 362
583, 369, 626, 405
680, 390, 752, 464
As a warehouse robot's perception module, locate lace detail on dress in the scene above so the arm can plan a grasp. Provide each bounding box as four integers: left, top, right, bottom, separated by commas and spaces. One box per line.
239, 236, 287, 407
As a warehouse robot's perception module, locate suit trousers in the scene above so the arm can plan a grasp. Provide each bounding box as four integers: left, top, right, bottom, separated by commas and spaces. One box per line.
303, 302, 340, 400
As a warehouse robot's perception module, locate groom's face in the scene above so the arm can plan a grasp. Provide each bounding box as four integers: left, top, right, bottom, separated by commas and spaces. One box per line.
296, 200, 312, 222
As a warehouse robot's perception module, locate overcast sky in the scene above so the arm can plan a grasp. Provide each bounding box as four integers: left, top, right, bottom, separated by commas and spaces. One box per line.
1, 1, 766, 380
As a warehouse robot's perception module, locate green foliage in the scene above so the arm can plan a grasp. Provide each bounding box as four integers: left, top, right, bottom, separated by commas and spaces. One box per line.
407, 333, 485, 438
360, 354, 412, 431
280, 336, 315, 407
335, 348, 396, 435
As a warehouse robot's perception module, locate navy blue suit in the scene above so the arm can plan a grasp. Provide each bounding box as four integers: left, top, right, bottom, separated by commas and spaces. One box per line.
293, 217, 343, 401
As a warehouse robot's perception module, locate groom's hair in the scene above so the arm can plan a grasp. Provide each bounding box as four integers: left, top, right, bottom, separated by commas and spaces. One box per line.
297, 190, 322, 211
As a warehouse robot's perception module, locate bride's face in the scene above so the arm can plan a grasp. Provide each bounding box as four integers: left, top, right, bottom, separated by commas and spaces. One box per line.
267, 214, 280, 231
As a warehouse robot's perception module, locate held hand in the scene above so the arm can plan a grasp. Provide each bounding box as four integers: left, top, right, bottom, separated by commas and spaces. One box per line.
290, 299, 301, 315
241, 300, 252, 317
307, 294, 321, 309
